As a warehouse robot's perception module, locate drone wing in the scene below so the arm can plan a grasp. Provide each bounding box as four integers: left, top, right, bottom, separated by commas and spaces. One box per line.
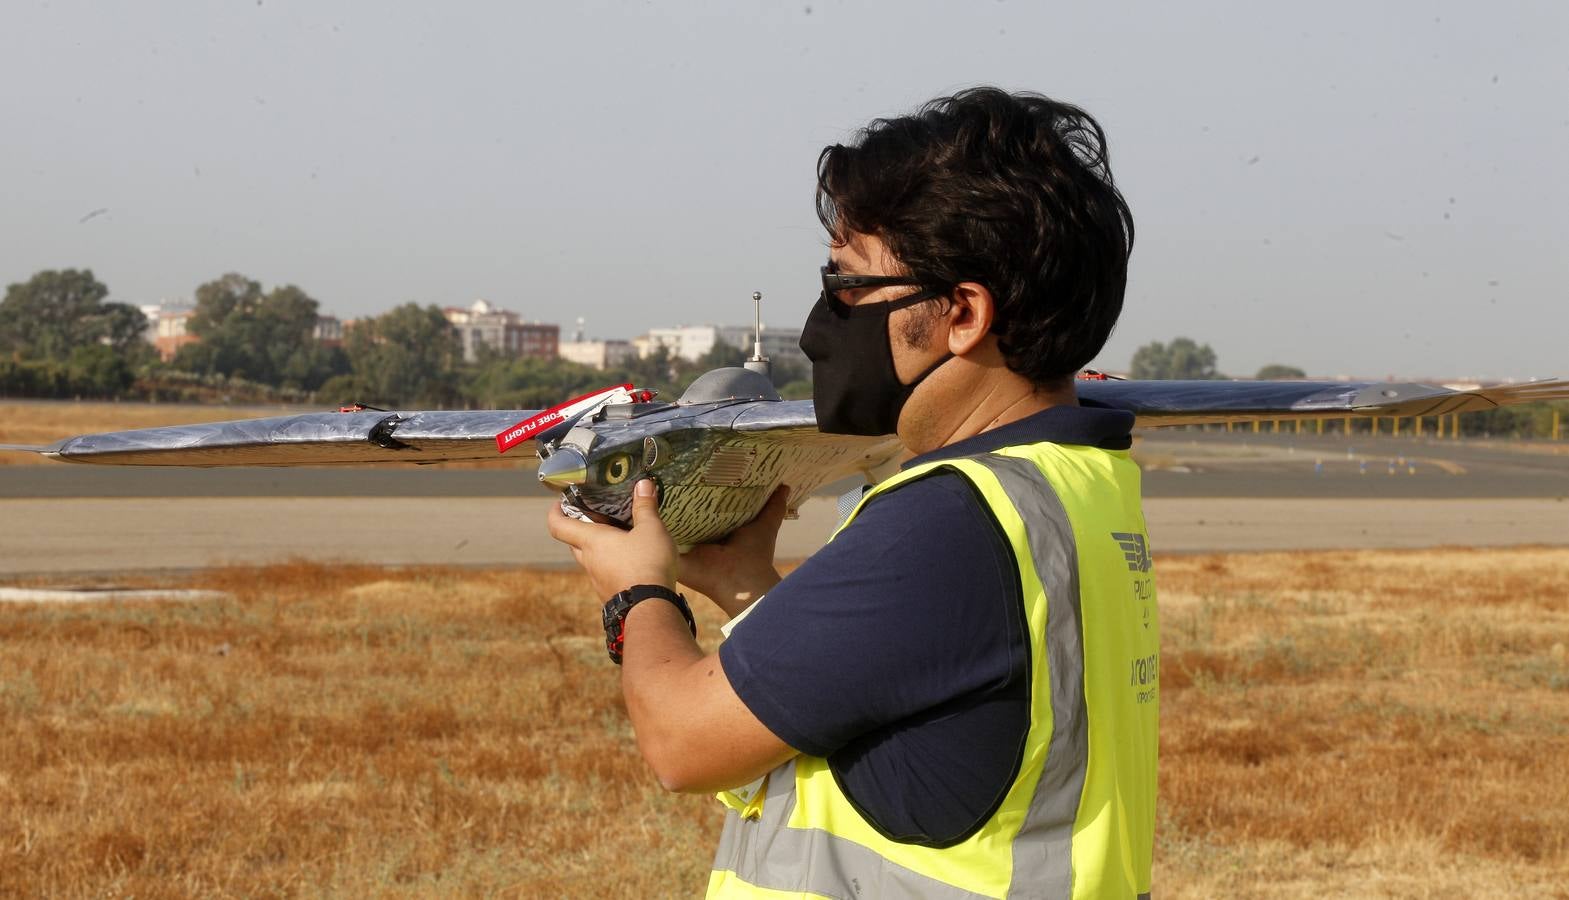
6, 378, 1562, 466
1, 410, 542, 466
1076, 378, 1569, 427
728, 399, 906, 487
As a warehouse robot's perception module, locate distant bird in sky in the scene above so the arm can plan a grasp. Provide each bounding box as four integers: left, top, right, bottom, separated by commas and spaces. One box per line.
78, 207, 109, 224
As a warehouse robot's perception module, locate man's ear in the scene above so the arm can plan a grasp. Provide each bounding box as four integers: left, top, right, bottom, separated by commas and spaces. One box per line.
945, 282, 996, 356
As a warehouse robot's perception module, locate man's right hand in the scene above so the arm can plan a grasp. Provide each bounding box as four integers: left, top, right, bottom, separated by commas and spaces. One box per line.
678, 485, 790, 619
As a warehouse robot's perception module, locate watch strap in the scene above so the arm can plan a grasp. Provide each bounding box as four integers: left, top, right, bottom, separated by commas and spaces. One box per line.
602, 584, 696, 665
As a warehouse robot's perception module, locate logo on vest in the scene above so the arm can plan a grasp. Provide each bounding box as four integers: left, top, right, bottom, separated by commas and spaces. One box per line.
1110, 532, 1152, 573
1130, 651, 1159, 704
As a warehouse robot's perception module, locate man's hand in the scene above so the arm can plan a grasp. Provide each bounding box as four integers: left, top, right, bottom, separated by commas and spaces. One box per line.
545, 479, 677, 598
679, 485, 789, 619
545, 478, 797, 792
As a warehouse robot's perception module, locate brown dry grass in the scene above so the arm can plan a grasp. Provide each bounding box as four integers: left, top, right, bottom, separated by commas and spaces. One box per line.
1154, 547, 1569, 898
0, 550, 1565, 897
0, 562, 721, 897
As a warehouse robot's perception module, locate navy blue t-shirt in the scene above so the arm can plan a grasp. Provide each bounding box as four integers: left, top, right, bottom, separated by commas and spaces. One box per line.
719, 402, 1134, 846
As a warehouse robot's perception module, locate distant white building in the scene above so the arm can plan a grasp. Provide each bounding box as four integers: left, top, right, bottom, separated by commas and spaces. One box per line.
442, 299, 559, 363
635, 324, 806, 368
313, 315, 344, 347
560, 339, 635, 370
638, 325, 744, 362
557, 318, 634, 370
139, 299, 197, 362
138, 303, 163, 341
751, 328, 809, 369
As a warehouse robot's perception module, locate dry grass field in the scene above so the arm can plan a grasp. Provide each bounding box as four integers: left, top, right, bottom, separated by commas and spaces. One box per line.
0, 549, 1566, 897
1154, 547, 1569, 898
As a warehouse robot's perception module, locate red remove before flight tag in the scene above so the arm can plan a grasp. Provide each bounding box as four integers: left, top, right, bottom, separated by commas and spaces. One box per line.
494, 383, 633, 455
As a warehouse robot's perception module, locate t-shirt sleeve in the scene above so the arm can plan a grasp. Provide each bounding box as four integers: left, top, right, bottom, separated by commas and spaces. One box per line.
718, 471, 1025, 758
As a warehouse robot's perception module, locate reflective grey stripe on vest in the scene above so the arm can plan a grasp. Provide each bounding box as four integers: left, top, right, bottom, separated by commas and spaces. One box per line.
713, 758, 994, 899
835, 483, 872, 530
969, 454, 1089, 898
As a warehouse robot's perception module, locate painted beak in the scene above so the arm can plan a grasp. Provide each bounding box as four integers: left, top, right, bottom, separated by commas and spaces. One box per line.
537, 447, 588, 488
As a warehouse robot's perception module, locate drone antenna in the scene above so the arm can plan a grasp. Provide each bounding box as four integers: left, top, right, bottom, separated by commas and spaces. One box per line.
744, 291, 772, 380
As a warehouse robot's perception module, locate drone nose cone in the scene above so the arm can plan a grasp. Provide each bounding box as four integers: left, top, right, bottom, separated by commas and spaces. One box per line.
538, 448, 588, 488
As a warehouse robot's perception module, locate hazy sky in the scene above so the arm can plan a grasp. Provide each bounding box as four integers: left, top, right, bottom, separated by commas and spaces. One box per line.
3, 1, 1565, 380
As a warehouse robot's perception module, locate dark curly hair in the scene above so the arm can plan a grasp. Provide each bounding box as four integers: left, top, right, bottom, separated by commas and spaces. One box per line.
816, 87, 1134, 386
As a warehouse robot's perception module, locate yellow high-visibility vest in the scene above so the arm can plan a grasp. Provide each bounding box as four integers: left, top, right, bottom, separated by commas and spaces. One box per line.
709, 441, 1158, 899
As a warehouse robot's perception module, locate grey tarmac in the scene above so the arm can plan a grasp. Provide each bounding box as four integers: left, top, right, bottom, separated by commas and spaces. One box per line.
3, 432, 1565, 578
3, 495, 1567, 578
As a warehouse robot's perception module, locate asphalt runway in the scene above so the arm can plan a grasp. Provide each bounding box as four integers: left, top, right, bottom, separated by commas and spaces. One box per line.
1136, 431, 1569, 499
0, 465, 552, 499
2, 433, 1566, 578
3, 495, 1566, 578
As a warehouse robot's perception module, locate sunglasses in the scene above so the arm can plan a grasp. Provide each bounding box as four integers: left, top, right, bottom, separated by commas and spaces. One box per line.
819, 264, 955, 319
820, 264, 928, 296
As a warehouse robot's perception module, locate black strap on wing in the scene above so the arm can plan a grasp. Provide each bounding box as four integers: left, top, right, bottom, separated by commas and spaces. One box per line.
368, 415, 415, 451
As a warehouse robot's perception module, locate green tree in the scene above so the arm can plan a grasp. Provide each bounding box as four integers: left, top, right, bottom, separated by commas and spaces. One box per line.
178, 274, 331, 388
770, 355, 810, 393
462, 355, 625, 409
65, 344, 133, 397
777, 377, 813, 400
186, 274, 262, 334
695, 341, 747, 371
1256, 364, 1307, 380
0, 359, 67, 396
0, 269, 142, 362
619, 344, 678, 395
345, 303, 461, 406
281, 343, 350, 393
1460, 401, 1569, 439
100, 302, 151, 356
1129, 338, 1222, 380
658, 341, 748, 395
317, 373, 376, 405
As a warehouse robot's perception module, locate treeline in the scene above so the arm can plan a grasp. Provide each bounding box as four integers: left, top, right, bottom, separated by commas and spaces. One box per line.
0, 270, 151, 400
1, 270, 1556, 437
0, 269, 811, 409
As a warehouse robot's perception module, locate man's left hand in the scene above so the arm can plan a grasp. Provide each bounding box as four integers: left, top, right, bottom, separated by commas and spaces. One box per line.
545, 479, 677, 598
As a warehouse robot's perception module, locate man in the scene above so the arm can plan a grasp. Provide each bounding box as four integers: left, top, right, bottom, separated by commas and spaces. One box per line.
547, 87, 1157, 899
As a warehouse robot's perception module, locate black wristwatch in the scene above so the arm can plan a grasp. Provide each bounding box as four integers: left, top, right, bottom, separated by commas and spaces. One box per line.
602, 584, 696, 665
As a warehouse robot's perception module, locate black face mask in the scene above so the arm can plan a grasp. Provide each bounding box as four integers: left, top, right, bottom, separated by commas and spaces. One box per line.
799, 290, 953, 436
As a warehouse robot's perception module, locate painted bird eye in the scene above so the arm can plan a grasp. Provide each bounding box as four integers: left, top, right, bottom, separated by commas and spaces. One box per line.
602, 453, 633, 485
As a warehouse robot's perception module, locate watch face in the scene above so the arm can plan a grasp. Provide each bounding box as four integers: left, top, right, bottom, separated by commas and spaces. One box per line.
603, 593, 634, 665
